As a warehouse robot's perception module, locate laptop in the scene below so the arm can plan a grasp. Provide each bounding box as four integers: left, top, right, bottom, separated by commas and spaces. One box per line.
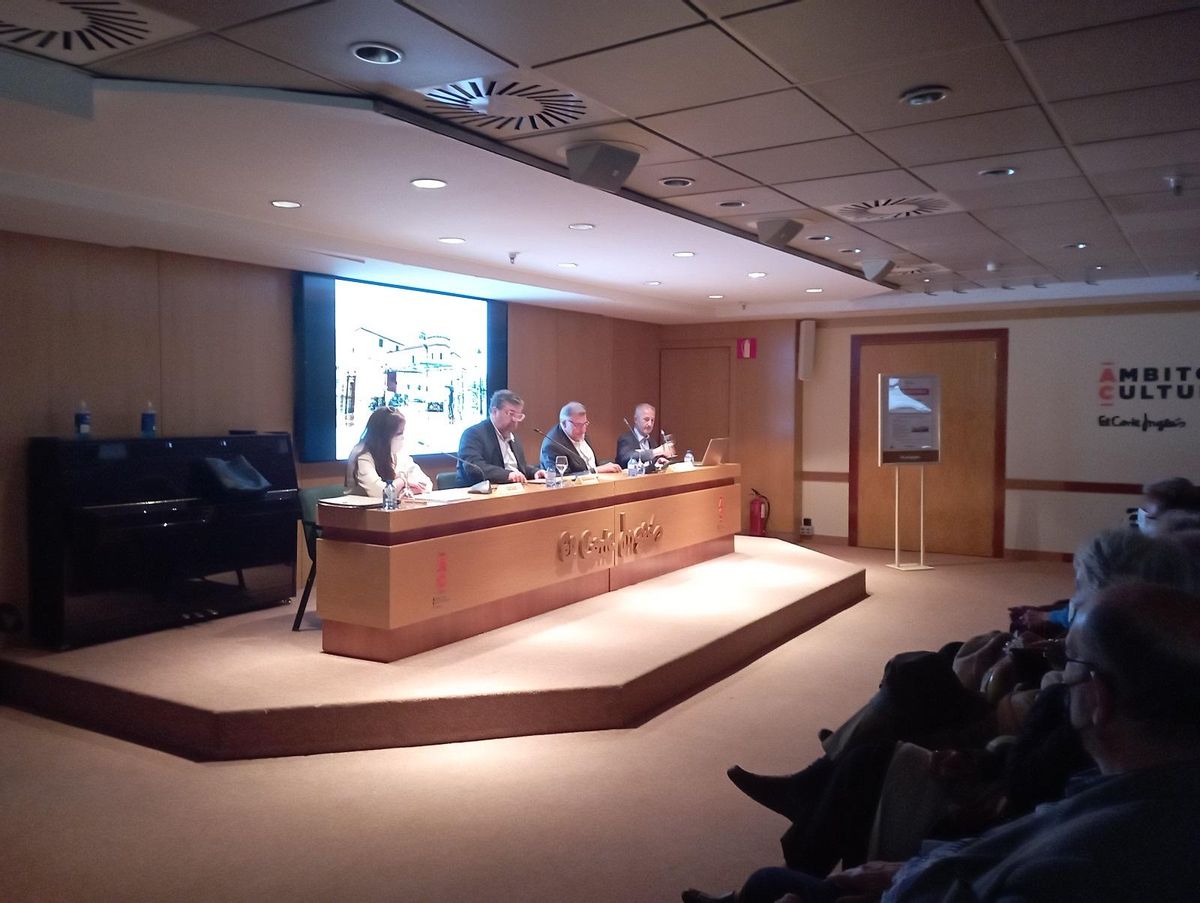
696, 437, 730, 466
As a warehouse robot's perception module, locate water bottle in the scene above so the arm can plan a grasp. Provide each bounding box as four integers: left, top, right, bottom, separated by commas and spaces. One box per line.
627, 456, 638, 478
382, 480, 397, 510
74, 400, 91, 438
683, 449, 695, 467
140, 401, 157, 438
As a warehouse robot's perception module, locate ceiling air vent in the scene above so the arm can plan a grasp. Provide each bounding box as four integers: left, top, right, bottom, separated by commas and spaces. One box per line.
424, 78, 587, 134
0, 0, 194, 64
824, 194, 960, 222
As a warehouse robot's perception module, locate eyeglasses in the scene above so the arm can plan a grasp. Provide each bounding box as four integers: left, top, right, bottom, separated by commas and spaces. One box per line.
569, 418, 589, 427
500, 408, 525, 421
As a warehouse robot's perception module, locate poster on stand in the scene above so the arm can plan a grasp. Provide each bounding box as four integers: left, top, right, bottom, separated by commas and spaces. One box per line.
879, 374, 941, 464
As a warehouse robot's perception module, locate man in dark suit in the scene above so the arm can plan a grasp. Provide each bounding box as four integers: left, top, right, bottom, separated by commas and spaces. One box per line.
615, 402, 675, 468
457, 389, 545, 484
539, 401, 623, 475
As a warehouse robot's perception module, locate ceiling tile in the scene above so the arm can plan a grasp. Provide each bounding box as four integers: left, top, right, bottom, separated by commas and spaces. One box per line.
91, 35, 349, 93
989, 0, 1197, 41
857, 212, 1001, 243
975, 198, 1111, 232
1075, 130, 1200, 175
623, 159, 757, 198
692, 0, 777, 16
539, 25, 786, 118
1091, 165, 1200, 198
1138, 251, 1200, 274
865, 107, 1060, 167
775, 170, 934, 208
718, 135, 895, 184
1052, 81, 1200, 145
911, 148, 1080, 192
1016, 9, 1200, 102
804, 44, 1034, 132
406, 0, 701, 67
1128, 227, 1200, 256
944, 176, 1098, 212
224, 0, 509, 92
502, 120, 693, 164
1110, 192, 1200, 235
725, 0, 999, 84
666, 186, 804, 217
639, 90, 848, 157
141, 0, 319, 31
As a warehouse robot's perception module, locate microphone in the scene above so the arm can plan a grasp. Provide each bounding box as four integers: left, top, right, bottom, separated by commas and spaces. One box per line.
532, 426, 594, 475
416, 441, 491, 494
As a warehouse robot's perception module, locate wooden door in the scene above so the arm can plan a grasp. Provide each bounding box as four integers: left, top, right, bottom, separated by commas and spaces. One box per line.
851, 331, 1007, 557
660, 346, 732, 459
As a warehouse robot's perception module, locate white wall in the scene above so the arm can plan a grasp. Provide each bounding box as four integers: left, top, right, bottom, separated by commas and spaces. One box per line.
800, 306, 1200, 554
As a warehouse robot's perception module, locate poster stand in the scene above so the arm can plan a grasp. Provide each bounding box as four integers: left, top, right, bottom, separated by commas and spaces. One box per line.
887, 464, 933, 571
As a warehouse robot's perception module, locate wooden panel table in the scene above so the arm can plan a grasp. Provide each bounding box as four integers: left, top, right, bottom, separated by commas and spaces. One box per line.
316, 464, 740, 661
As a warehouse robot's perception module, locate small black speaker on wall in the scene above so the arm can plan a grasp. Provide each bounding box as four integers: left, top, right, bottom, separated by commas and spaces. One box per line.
566, 142, 640, 192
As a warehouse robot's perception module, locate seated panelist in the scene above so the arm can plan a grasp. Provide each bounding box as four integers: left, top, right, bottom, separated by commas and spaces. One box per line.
540, 401, 623, 475
457, 389, 545, 485
615, 402, 675, 468
345, 406, 432, 498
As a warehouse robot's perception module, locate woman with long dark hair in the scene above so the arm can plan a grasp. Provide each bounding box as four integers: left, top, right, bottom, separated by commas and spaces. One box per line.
345, 406, 432, 497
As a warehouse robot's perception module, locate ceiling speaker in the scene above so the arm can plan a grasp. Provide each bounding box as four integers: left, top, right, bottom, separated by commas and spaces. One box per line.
756, 218, 803, 248
566, 142, 639, 192
861, 258, 895, 283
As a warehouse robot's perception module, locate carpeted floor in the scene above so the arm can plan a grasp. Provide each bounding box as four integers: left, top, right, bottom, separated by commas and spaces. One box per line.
0, 544, 1073, 903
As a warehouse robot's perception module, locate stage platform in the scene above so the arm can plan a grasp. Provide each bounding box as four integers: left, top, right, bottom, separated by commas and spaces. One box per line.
0, 537, 865, 760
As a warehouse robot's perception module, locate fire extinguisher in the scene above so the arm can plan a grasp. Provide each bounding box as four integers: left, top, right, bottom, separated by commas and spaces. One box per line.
749, 489, 771, 537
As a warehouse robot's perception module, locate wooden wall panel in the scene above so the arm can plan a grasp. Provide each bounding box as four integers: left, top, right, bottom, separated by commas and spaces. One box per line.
661, 319, 796, 534
158, 253, 293, 436
0, 232, 160, 617
0, 232, 293, 621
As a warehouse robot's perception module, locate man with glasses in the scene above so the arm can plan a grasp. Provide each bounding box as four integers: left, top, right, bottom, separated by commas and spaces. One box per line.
457, 389, 545, 485
539, 401, 622, 475
686, 580, 1200, 903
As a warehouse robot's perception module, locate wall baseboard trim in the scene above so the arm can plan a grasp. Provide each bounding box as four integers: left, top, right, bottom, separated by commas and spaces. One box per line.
1004, 548, 1073, 562
799, 471, 850, 483
1005, 479, 1141, 495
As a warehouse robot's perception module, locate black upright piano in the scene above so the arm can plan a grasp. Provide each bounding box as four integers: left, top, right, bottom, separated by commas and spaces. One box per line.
28, 434, 300, 649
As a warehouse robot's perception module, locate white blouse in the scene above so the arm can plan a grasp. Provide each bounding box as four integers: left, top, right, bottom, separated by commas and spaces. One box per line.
346, 447, 433, 498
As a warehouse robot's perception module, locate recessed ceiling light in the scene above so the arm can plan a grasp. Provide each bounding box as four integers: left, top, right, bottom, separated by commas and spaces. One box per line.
1094, 265, 1104, 270
900, 84, 951, 106
660, 177, 695, 188
1065, 241, 1088, 250
270, 200, 301, 208
979, 167, 1017, 177
805, 287, 824, 293
672, 251, 695, 258
808, 235, 832, 241
718, 200, 746, 208
557, 262, 578, 268
644, 281, 662, 286
351, 42, 403, 65
748, 271, 767, 279
923, 278, 932, 283
437, 237, 466, 244
568, 223, 595, 230
708, 294, 724, 299
841, 248, 862, 254
411, 178, 447, 189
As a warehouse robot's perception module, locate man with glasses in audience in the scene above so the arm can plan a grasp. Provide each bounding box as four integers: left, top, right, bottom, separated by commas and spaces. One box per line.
685, 580, 1200, 903
457, 389, 545, 484
539, 401, 622, 475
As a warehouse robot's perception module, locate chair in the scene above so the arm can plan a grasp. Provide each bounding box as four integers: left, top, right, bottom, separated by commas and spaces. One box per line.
435, 470, 466, 490
293, 483, 347, 631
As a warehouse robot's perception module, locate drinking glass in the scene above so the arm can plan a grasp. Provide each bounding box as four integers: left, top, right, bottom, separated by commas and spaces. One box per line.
661, 433, 676, 459
555, 455, 568, 485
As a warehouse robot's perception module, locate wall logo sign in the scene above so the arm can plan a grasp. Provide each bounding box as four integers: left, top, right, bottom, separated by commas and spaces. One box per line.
1096, 362, 1191, 430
